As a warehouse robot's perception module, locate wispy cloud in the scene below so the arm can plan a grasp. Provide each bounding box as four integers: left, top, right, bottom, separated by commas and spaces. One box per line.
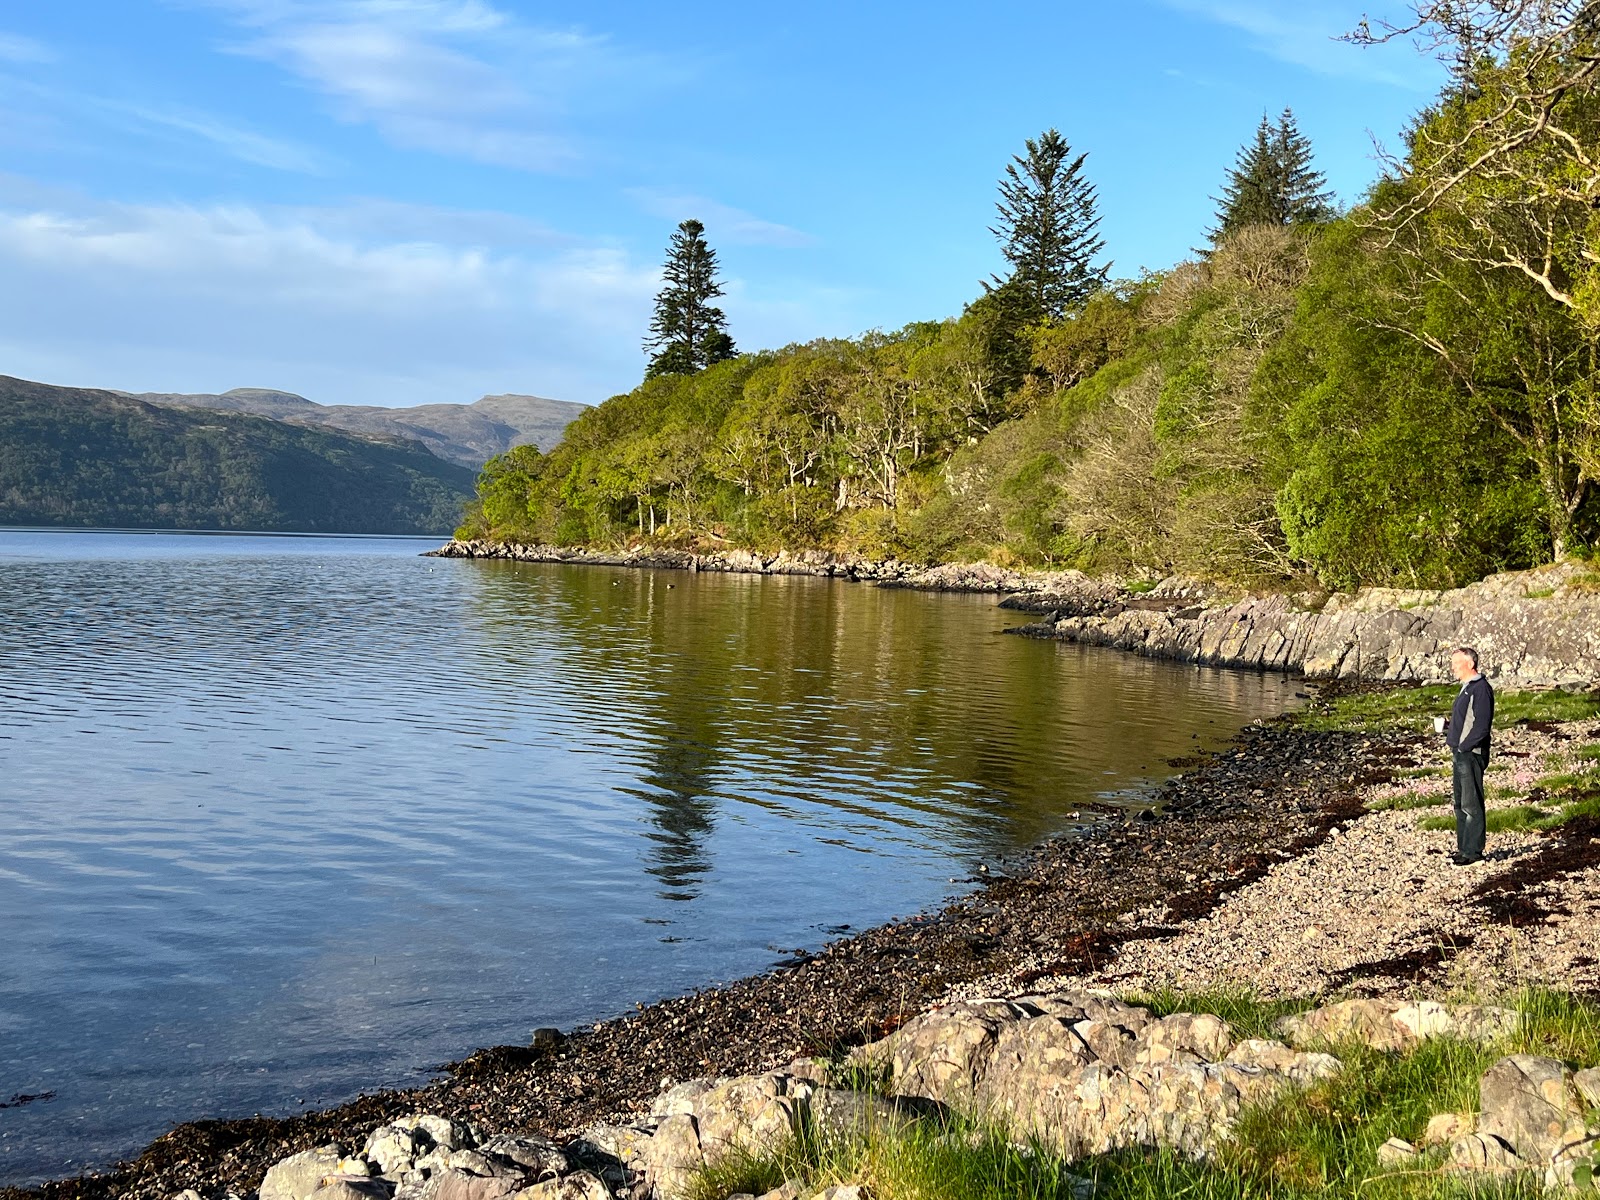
0, 31, 55, 64
1158, 0, 1433, 89
185, 0, 673, 171
111, 102, 333, 173
628, 189, 815, 249
0, 72, 332, 174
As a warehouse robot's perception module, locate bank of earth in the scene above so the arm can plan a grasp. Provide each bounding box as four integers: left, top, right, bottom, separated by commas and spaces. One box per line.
11, 677, 1600, 1200
430, 542, 1600, 689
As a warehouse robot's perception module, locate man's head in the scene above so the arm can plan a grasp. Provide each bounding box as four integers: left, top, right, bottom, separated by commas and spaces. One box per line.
1451, 646, 1481, 682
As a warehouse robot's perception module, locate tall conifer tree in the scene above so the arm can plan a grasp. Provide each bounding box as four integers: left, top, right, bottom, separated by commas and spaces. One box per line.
1210, 109, 1335, 244
644, 219, 736, 378
988, 129, 1108, 320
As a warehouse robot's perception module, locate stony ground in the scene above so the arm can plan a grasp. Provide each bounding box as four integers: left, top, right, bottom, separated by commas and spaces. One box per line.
14, 692, 1598, 1200
971, 716, 1600, 1001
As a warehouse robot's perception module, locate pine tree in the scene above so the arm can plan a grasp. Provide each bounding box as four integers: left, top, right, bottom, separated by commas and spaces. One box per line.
644, 219, 736, 378
1273, 109, 1335, 225
988, 129, 1108, 320
1210, 109, 1335, 244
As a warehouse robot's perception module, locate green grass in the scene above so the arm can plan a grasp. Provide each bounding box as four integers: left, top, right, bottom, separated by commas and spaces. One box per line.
1125, 986, 1311, 1041
1368, 792, 1450, 812
1297, 686, 1600, 736
1415, 758, 1600, 832
695, 990, 1600, 1200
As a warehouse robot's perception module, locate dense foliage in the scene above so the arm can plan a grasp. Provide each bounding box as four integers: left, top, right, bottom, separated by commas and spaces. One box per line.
1, 375, 476, 534
464, 39, 1600, 589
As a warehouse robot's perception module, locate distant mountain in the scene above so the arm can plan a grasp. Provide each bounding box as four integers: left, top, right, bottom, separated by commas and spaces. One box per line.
130, 387, 589, 469
0, 375, 477, 534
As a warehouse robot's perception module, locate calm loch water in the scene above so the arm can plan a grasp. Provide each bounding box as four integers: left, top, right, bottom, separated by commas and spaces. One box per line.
0, 531, 1301, 1185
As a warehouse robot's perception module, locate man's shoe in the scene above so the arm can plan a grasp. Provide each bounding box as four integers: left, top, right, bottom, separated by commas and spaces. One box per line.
1450, 856, 1482, 868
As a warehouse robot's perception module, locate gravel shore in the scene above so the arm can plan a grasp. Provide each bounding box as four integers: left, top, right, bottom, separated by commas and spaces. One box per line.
976, 715, 1600, 1000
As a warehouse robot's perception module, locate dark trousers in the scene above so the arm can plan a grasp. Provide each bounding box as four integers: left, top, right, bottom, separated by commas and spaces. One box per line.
1452, 749, 1487, 862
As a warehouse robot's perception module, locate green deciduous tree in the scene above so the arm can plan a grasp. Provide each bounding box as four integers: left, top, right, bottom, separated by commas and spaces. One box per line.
988, 129, 1108, 319
645, 219, 737, 378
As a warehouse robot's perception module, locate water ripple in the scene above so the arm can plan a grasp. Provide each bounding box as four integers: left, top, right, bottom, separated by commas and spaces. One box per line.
0, 530, 1300, 1186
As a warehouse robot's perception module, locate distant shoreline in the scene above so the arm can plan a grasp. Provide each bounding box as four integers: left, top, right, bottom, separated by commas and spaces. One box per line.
0, 525, 445, 540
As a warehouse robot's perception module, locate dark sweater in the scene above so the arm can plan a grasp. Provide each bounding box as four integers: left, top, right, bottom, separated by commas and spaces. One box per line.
1446, 674, 1495, 755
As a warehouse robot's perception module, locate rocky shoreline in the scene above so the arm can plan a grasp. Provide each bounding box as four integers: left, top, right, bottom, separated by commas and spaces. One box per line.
429, 541, 1600, 688
9, 698, 1404, 1200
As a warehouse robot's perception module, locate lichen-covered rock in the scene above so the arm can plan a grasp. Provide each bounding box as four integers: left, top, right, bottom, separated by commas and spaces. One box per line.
1479, 1056, 1587, 1164
642, 1115, 702, 1200
1422, 1112, 1474, 1147
854, 1001, 1023, 1103
1223, 1040, 1341, 1087
1545, 1132, 1600, 1191
406, 1169, 522, 1200
1276, 1000, 1516, 1054
259, 1146, 346, 1200
1132, 1013, 1234, 1066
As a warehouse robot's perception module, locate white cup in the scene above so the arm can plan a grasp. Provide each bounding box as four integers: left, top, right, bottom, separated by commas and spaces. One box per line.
1433, 716, 1447, 733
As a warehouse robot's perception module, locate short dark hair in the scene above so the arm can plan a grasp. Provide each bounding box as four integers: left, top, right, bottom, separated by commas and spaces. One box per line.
1453, 645, 1480, 668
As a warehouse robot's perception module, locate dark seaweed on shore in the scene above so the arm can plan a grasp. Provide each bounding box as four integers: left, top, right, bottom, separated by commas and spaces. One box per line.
3, 710, 1399, 1200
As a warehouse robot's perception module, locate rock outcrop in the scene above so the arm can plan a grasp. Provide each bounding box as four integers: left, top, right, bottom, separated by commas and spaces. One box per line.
426, 540, 1120, 597
252, 991, 1600, 1200
1015, 561, 1600, 687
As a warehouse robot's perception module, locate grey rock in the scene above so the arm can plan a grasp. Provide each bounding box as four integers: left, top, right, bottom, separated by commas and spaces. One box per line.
1574, 1067, 1600, 1110
308, 1183, 393, 1200
511, 1171, 611, 1200
479, 1135, 571, 1180
1479, 1055, 1585, 1163
1448, 1133, 1521, 1172
1376, 1137, 1418, 1167
416, 1169, 523, 1200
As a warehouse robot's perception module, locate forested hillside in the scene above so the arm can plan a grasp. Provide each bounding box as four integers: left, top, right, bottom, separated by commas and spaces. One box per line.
462, 10, 1600, 591
0, 375, 476, 534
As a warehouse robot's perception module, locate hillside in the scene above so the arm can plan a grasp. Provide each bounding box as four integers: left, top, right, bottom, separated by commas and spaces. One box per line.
130, 387, 588, 469
0, 375, 477, 534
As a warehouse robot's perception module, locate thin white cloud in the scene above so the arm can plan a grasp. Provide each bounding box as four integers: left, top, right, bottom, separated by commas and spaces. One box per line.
1158, 0, 1434, 89
628, 189, 816, 249
184, 0, 671, 171
0, 73, 331, 174
0, 31, 55, 64
111, 102, 333, 173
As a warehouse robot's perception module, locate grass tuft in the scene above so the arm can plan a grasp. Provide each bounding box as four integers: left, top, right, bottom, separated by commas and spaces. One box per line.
1124, 986, 1311, 1041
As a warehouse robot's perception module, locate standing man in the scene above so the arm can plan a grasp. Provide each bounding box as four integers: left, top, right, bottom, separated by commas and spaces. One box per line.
1439, 646, 1494, 866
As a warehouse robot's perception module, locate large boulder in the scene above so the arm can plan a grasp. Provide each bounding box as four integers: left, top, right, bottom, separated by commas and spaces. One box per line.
260, 1146, 347, 1200
1277, 1000, 1516, 1053
642, 1074, 811, 1200
1478, 1056, 1587, 1164
850, 993, 1338, 1163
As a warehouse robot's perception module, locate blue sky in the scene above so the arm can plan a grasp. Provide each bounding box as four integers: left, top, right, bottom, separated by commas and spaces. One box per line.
0, 1, 1445, 408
